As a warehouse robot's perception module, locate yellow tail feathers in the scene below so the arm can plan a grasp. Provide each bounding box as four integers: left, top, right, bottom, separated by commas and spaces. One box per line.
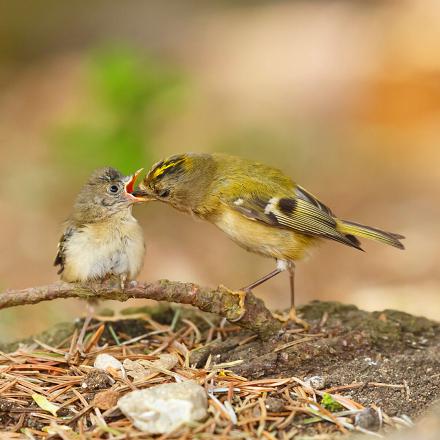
337, 220, 405, 250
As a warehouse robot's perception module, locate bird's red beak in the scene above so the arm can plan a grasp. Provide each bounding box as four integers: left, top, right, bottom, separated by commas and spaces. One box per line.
124, 168, 144, 202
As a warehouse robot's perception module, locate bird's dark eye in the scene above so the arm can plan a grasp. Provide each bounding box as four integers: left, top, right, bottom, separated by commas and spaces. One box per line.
108, 184, 120, 194
159, 188, 170, 198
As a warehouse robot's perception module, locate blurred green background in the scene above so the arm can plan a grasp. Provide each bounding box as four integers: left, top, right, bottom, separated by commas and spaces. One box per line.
1, 0, 439, 341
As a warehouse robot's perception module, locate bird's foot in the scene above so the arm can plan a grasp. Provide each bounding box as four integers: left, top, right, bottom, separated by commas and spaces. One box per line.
274, 307, 309, 330
228, 289, 248, 322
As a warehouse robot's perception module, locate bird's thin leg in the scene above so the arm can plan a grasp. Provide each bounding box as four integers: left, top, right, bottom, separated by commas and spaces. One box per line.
241, 268, 282, 291
289, 261, 295, 311
269, 261, 309, 329
287, 262, 309, 328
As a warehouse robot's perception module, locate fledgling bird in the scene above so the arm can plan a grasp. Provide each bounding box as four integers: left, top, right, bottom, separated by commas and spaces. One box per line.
132, 153, 405, 324
54, 167, 146, 289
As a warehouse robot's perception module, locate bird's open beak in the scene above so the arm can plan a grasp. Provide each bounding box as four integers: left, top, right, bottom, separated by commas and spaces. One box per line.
124, 169, 147, 202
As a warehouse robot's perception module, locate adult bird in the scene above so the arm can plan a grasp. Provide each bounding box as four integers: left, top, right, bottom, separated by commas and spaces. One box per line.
132, 153, 405, 325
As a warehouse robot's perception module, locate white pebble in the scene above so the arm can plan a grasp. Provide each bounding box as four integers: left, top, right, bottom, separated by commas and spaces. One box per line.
118, 381, 207, 434
94, 353, 123, 372
304, 375, 326, 390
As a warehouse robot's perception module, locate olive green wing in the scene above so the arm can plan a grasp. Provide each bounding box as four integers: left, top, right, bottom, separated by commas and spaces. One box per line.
226, 185, 362, 250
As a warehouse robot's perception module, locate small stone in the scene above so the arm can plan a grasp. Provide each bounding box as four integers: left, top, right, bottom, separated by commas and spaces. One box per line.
94, 353, 124, 378
146, 353, 178, 372
94, 353, 123, 372
82, 369, 112, 391
280, 352, 289, 362
0, 399, 14, 412
124, 354, 179, 381
93, 390, 120, 410
304, 375, 326, 390
118, 381, 208, 434
123, 359, 146, 380
25, 418, 45, 431
364, 357, 378, 366
355, 407, 381, 431
265, 397, 285, 413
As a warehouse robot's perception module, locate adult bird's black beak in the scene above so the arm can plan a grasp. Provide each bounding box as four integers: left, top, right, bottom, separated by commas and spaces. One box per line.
130, 188, 155, 201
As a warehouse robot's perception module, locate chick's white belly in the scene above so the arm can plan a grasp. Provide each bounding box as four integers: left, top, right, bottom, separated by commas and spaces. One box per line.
62, 223, 144, 283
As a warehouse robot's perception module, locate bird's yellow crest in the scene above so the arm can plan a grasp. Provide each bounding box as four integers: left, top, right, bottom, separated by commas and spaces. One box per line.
151, 157, 186, 180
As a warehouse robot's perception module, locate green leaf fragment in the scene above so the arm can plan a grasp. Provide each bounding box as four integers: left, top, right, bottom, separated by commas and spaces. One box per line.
321, 393, 344, 412
32, 393, 60, 417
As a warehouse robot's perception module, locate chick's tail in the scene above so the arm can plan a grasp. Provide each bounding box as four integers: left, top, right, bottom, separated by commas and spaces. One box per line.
336, 219, 405, 250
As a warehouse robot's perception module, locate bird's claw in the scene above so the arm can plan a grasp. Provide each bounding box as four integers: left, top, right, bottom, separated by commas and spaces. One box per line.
274, 307, 310, 330
228, 289, 247, 322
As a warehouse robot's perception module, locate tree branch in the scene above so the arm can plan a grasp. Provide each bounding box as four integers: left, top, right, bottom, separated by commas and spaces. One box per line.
0, 280, 282, 339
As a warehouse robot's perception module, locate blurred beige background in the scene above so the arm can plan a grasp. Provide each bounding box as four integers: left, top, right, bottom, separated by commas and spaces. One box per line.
1, 0, 439, 341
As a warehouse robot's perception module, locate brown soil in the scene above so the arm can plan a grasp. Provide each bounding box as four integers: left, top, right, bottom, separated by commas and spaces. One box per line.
189, 301, 440, 418
1, 301, 439, 438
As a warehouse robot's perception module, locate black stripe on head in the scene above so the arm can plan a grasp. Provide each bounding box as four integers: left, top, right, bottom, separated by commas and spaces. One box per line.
163, 161, 185, 177
278, 198, 297, 215
152, 160, 165, 170
151, 156, 186, 181
100, 167, 123, 182
88, 167, 123, 185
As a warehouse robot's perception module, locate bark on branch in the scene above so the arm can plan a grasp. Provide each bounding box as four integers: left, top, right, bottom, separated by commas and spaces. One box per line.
0, 280, 282, 339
